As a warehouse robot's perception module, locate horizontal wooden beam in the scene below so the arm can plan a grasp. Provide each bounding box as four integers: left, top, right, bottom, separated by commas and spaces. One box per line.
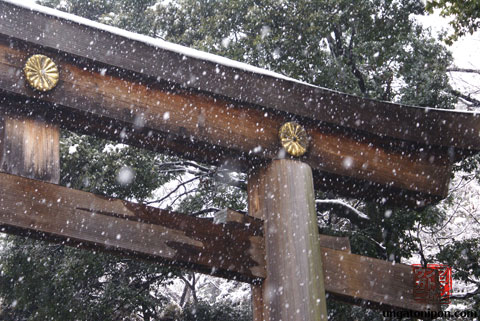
0, 172, 438, 312
1, 1, 479, 151
0, 171, 265, 281
214, 208, 351, 253
321, 247, 439, 312
0, 39, 453, 204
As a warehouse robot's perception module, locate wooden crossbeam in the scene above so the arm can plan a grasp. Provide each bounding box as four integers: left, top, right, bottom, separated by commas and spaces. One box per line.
0, 38, 453, 206
1, 1, 479, 152
0, 171, 265, 282
0, 171, 438, 312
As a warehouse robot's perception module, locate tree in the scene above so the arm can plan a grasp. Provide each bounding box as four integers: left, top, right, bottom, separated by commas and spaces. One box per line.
0, 0, 477, 319
426, 0, 480, 44
153, 0, 455, 108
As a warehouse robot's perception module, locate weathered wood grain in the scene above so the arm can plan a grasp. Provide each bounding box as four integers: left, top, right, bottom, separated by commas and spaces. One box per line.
321, 247, 440, 312
248, 160, 328, 321
0, 171, 438, 312
0, 39, 453, 202
1, 1, 479, 151
0, 113, 59, 183
214, 209, 351, 252
0, 171, 265, 282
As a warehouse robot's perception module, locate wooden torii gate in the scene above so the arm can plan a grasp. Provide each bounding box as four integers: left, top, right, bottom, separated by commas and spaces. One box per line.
1, 2, 480, 320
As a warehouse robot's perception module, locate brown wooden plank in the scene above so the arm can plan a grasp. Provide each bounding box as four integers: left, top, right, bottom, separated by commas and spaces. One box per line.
0, 171, 265, 282
251, 284, 264, 321
0, 113, 59, 183
1, 1, 480, 151
214, 209, 351, 252
321, 247, 440, 312
0, 40, 453, 201
319, 234, 351, 253
0, 171, 439, 312
248, 160, 328, 321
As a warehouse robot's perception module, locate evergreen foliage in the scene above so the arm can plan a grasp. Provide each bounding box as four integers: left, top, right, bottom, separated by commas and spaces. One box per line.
426, 0, 480, 44
0, 0, 477, 319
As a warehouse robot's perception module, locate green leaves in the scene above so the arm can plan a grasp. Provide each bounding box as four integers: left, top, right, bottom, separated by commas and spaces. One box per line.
426, 0, 480, 44
153, 0, 455, 107
0, 236, 176, 320
60, 131, 174, 201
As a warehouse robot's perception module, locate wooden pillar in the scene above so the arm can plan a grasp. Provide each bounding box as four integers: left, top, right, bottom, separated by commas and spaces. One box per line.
0, 113, 59, 183
248, 159, 328, 321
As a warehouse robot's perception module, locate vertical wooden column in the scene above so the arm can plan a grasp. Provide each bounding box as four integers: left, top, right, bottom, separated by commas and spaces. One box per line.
248, 159, 328, 321
0, 113, 60, 183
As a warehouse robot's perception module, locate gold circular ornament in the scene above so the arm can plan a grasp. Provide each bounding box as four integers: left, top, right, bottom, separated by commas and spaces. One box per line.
279, 122, 309, 157
24, 54, 59, 91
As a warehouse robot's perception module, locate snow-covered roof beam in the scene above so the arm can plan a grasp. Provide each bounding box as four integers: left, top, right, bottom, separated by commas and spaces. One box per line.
0, 0, 478, 206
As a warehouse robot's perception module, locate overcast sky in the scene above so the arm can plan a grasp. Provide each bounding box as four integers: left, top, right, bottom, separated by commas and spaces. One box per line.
416, 12, 480, 104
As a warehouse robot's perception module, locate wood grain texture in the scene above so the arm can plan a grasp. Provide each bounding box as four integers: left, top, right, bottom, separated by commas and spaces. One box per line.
0, 172, 438, 312
251, 284, 264, 321
0, 113, 59, 183
248, 163, 438, 314
1, 1, 479, 150
214, 209, 351, 252
248, 160, 328, 321
321, 247, 440, 312
0, 171, 265, 282
0, 39, 454, 202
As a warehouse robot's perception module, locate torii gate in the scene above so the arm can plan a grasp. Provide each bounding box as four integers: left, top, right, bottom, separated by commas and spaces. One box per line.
1, 1, 479, 320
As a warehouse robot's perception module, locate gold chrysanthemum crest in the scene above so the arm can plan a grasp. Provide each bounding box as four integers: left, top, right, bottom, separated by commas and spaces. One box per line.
279, 122, 309, 157
24, 54, 59, 92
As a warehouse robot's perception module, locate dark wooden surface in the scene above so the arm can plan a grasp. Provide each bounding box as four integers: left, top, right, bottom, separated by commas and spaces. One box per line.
0, 113, 59, 183
214, 208, 351, 252
248, 160, 328, 321
0, 39, 454, 203
1, 1, 480, 151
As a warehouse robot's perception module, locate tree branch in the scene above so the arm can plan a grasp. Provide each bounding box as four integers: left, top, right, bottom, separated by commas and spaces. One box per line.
146, 175, 203, 205
450, 287, 480, 300
316, 199, 370, 226
449, 89, 480, 108
448, 67, 480, 75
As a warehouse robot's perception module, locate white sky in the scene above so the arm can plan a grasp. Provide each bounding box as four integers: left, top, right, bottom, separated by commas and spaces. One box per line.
416, 12, 480, 106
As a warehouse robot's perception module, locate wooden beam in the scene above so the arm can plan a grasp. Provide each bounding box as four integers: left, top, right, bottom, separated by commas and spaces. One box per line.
0, 171, 265, 282
321, 247, 440, 312
0, 39, 453, 203
248, 160, 328, 321
0, 171, 438, 312
214, 209, 351, 253
1, 1, 479, 151
0, 113, 59, 183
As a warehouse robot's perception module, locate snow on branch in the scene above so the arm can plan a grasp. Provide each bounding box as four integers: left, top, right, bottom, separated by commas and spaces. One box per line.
448, 67, 480, 75
316, 199, 370, 225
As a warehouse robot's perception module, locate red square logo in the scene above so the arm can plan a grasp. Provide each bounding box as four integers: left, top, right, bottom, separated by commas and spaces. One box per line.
412, 264, 452, 304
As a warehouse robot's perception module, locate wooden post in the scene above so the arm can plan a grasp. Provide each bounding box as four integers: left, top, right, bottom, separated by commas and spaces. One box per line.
248, 159, 328, 321
0, 113, 59, 183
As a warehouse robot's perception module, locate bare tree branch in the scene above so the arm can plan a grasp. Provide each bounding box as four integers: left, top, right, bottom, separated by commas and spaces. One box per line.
146, 176, 204, 205
450, 89, 480, 108
448, 67, 480, 75
450, 287, 480, 300
316, 199, 370, 226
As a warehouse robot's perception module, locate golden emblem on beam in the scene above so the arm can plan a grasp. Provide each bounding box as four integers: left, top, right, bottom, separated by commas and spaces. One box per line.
279, 122, 309, 157
24, 54, 59, 91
